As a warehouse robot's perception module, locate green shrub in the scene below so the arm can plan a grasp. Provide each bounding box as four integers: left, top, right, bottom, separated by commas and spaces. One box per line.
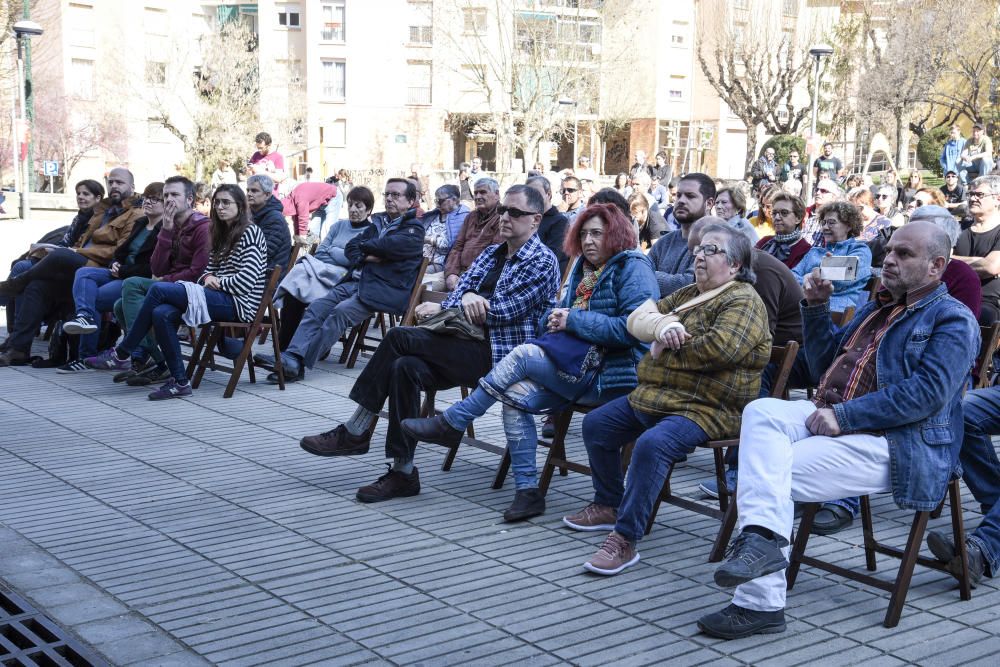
916, 126, 950, 177
761, 135, 807, 166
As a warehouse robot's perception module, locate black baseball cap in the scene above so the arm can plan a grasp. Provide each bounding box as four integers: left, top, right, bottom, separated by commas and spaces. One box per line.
946, 170, 958, 176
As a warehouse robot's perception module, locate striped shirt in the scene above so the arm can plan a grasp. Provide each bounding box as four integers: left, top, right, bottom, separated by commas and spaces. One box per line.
201, 224, 268, 322
813, 281, 940, 408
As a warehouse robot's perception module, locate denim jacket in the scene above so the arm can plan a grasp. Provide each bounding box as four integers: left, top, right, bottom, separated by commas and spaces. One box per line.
801, 283, 980, 511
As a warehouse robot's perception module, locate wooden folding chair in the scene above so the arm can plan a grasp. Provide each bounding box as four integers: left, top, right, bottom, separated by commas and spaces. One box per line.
830, 306, 855, 327
866, 276, 881, 301
186, 266, 285, 398
341, 258, 429, 369
973, 322, 1000, 389
787, 478, 972, 628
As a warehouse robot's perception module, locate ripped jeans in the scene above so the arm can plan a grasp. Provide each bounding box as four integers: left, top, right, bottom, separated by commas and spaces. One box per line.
443, 343, 609, 489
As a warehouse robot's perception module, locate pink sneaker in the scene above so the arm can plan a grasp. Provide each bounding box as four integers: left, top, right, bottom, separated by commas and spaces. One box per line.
584, 532, 639, 576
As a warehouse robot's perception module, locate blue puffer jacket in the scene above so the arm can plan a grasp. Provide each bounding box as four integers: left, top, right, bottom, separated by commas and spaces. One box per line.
539, 249, 658, 396
801, 283, 979, 511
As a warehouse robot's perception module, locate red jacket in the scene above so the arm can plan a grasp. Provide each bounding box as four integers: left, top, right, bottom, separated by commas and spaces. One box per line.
281, 182, 337, 235
150, 211, 212, 282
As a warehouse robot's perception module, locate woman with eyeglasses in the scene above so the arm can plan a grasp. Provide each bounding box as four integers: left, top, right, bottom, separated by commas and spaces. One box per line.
89, 184, 268, 399
847, 187, 893, 242
874, 185, 905, 227
747, 184, 776, 238
756, 191, 811, 269
791, 201, 872, 313
401, 203, 657, 523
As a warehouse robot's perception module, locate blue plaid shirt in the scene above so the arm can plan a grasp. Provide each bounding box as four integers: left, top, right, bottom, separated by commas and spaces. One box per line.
442, 234, 560, 363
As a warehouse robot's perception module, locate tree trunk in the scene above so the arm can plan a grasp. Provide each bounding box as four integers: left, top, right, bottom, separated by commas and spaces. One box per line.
894, 108, 909, 170
743, 122, 759, 179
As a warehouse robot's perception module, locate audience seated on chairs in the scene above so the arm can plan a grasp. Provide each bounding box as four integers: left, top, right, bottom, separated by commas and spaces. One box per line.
442, 178, 502, 291
525, 176, 569, 274
400, 203, 657, 522
246, 174, 292, 271
421, 184, 470, 289
58, 181, 166, 372
108, 177, 212, 386
953, 175, 1000, 326
561, 223, 771, 576
0, 168, 143, 367
1, 179, 105, 354
697, 221, 978, 640
257, 178, 425, 383
268, 186, 374, 353
297, 184, 559, 504
791, 201, 872, 313
647, 173, 717, 297
86, 185, 268, 400
756, 192, 811, 270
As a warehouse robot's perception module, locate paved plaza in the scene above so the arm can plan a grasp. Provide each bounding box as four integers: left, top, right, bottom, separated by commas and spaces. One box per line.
2, 330, 1000, 666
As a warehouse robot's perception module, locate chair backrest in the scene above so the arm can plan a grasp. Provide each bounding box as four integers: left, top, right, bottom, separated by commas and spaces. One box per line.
247, 265, 284, 326
399, 258, 431, 326
767, 341, 800, 399
831, 307, 855, 327
974, 322, 1000, 389
285, 244, 302, 272
866, 276, 881, 301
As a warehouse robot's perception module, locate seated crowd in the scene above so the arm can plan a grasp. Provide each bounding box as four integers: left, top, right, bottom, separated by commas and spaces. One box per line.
4, 159, 1000, 642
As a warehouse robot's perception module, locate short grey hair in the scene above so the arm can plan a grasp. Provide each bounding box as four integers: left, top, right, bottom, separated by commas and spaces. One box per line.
699, 222, 756, 285
247, 173, 274, 194
435, 184, 460, 201
473, 177, 499, 193
909, 205, 960, 248
971, 175, 1000, 196
526, 175, 551, 196
877, 184, 897, 205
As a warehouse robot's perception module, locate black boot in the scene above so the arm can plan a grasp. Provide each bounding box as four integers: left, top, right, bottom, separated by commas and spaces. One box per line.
503, 488, 546, 522
0, 274, 28, 297
400, 415, 464, 448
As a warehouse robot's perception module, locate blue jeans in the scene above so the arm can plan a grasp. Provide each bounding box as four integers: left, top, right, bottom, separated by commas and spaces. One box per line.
117, 282, 236, 382
443, 343, 605, 489
959, 387, 1000, 575
583, 396, 708, 543
72, 267, 124, 357
286, 280, 372, 368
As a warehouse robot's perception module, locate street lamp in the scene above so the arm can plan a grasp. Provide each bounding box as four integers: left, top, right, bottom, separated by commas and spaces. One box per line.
558, 98, 579, 170
13, 19, 43, 221
806, 44, 833, 199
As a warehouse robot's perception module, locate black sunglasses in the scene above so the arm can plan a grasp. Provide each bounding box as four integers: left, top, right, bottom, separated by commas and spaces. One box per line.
497, 204, 539, 218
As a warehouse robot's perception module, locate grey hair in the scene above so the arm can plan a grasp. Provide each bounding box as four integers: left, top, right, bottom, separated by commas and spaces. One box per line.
971, 175, 1000, 195
526, 175, 551, 196
877, 184, 897, 205
473, 177, 499, 193
435, 184, 460, 201
699, 222, 756, 285
505, 184, 545, 214
908, 205, 960, 249
247, 173, 274, 194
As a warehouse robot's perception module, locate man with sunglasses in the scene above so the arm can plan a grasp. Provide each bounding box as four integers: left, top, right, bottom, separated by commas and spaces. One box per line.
298, 185, 559, 503
562, 176, 585, 223
941, 170, 966, 215
954, 176, 1000, 325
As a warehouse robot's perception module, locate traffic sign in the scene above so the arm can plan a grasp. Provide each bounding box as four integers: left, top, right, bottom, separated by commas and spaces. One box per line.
43, 161, 59, 176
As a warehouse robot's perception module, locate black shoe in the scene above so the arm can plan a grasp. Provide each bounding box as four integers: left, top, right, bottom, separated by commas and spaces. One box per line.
541, 415, 555, 439
0, 276, 27, 297
400, 415, 463, 448
126, 364, 170, 387
114, 358, 153, 383
811, 503, 854, 536
503, 488, 546, 522
253, 353, 275, 370
356, 465, 420, 503
697, 604, 786, 640
927, 530, 985, 586
300, 423, 373, 456
0, 350, 29, 367
267, 354, 302, 384
714, 530, 789, 588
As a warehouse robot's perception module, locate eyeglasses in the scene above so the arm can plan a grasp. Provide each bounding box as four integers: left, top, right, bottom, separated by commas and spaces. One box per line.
969, 191, 996, 200
497, 204, 539, 218
143, 197, 163, 205
692, 244, 723, 257
875, 194, 892, 199
771, 208, 795, 217
820, 218, 844, 227
435, 198, 453, 206
383, 191, 406, 199
214, 199, 236, 208
579, 229, 604, 240
561, 188, 579, 194
816, 188, 834, 195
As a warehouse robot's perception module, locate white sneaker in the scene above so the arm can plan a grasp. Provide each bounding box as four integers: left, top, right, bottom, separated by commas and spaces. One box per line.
63, 316, 98, 335
56, 360, 92, 374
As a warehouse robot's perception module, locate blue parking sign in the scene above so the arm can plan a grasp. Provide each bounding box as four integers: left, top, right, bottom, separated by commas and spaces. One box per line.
43, 161, 59, 176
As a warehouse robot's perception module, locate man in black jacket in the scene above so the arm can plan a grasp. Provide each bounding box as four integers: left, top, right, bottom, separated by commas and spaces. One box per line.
262, 178, 425, 382
527, 175, 569, 274
247, 174, 292, 270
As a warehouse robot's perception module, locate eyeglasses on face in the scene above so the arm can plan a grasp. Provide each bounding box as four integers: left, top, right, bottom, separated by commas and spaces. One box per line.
383, 191, 406, 199
214, 199, 236, 208
579, 229, 604, 240
497, 204, 539, 218
435, 197, 454, 206
561, 188, 579, 194
876, 194, 892, 199
144, 197, 163, 205
771, 208, 795, 217
692, 243, 724, 257
969, 190, 996, 200
816, 188, 834, 195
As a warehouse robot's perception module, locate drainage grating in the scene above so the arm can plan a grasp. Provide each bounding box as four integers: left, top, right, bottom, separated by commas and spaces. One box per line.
0, 582, 106, 667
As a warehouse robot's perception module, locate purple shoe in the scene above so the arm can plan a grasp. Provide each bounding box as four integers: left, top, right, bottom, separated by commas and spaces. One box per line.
85, 348, 131, 371
148, 378, 193, 401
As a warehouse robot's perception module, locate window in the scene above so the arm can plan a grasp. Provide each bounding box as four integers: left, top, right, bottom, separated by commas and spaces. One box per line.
321, 0, 345, 41
407, 61, 432, 105
69, 3, 95, 48
322, 60, 346, 100
329, 119, 347, 147
146, 60, 167, 86
278, 4, 301, 28
463, 8, 487, 35
408, 1, 432, 45
71, 59, 94, 100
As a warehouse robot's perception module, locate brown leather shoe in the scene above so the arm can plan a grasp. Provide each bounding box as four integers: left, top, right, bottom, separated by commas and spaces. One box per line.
299, 424, 372, 456
356, 465, 420, 503
0, 349, 29, 367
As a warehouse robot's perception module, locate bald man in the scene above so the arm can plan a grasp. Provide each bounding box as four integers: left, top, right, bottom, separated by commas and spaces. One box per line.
0, 168, 143, 366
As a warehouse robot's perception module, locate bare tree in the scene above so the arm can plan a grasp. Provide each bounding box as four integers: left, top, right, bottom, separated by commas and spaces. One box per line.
696, 0, 817, 176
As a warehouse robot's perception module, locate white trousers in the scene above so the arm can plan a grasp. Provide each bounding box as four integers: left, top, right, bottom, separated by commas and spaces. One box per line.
732, 398, 891, 611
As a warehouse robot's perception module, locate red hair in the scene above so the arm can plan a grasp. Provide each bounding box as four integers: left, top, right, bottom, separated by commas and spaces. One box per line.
563, 203, 637, 259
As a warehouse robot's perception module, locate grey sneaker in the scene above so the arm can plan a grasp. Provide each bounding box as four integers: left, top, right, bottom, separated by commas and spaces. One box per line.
113, 358, 153, 383
84, 348, 130, 371
563, 503, 617, 532
697, 604, 786, 640
56, 360, 92, 374
714, 531, 789, 588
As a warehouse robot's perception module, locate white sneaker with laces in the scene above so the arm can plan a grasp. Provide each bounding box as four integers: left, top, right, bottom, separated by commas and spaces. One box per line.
56, 359, 93, 374
62, 316, 98, 335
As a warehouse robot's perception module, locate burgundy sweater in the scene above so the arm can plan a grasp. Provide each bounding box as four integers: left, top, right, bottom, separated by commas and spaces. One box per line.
150, 212, 212, 282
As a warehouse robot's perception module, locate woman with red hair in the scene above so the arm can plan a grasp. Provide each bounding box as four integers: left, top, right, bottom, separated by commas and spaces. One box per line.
402, 203, 658, 522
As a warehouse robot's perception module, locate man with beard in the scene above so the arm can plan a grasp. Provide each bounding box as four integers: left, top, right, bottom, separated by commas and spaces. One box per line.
0, 168, 143, 366
647, 173, 717, 297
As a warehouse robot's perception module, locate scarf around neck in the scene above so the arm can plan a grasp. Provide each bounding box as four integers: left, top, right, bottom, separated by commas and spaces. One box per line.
760, 230, 802, 261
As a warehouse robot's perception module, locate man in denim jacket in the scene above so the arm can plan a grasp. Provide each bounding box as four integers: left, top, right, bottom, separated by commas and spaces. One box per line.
697, 221, 979, 640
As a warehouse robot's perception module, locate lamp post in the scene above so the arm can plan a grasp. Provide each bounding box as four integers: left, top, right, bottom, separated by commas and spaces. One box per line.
13, 19, 43, 221
806, 44, 833, 199
558, 98, 579, 170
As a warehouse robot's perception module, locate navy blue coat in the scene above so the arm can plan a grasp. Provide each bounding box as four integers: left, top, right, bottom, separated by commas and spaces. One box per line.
344, 209, 425, 314
253, 195, 292, 271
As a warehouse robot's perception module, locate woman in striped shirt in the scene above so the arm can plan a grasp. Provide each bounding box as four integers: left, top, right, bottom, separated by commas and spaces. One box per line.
91, 185, 268, 400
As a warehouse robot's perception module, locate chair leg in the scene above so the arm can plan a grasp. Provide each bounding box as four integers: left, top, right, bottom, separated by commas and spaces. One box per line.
948, 479, 973, 601
787, 503, 819, 590
710, 498, 739, 563
441, 442, 460, 472
421, 390, 436, 418
346, 318, 371, 369
492, 449, 511, 490
538, 410, 573, 496
271, 323, 285, 391
930, 494, 946, 520
223, 327, 257, 399
714, 447, 729, 513
644, 465, 676, 536
460, 385, 475, 438
882, 511, 929, 628
192, 326, 223, 389
860, 495, 877, 571
186, 325, 209, 381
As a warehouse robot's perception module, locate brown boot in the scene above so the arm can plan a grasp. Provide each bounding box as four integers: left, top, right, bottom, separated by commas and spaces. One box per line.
356, 465, 420, 503
0, 349, 29, 367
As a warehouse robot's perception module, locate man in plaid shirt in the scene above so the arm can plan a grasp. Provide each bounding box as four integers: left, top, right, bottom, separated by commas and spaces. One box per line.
298, 184, 560, 503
